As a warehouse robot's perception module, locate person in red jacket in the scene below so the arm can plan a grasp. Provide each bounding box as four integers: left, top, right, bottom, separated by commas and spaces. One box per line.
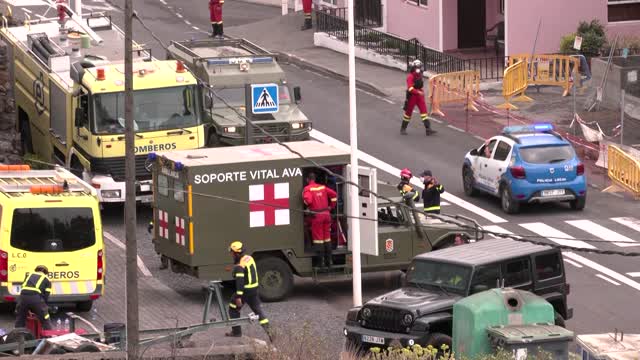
301, 0, 313, 30
303, 172, 337, 269
401, 59, 436, 136
209, 0, 224, 39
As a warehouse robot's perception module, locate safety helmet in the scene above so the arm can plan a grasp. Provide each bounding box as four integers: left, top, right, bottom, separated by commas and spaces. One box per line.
400, 168, 412, 179
411, 59, 423, 68
35, 265, 49, 275
229, 241, 244, 253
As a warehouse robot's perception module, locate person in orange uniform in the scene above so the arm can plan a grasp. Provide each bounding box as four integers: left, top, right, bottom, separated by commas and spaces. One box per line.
301, 0, 313, 30
303, 172, 337, 269
209, 0, 224, 39
401, 59, 436, 136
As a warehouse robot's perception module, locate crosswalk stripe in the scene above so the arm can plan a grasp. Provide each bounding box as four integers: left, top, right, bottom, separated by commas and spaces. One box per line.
611, 217, 640, 234
482, 225, 516, 239
519, 223, 595, 249
596, 274, 621, 286
566, 220, 640, 248
563, 259, 583, 268
627, 272, 640, 278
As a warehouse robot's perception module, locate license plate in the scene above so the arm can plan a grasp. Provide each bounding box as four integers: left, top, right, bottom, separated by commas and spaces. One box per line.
541, 189, 565, 196
362, 335, 385, 345
140, 184, 151, 192
138, 195, 153, 203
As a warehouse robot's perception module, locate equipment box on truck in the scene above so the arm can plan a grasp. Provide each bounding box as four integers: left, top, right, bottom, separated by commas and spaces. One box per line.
148, 141, 482, 301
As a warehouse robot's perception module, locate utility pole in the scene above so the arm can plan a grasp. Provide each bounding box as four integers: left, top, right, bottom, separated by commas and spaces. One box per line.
620, 89, 625, 145
124, 0, 139, 358
347, 0, 362, 307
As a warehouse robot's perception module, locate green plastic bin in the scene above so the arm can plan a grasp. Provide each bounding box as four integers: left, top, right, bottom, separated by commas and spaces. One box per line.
487, 324, 574, 359
452, 288, 555, 359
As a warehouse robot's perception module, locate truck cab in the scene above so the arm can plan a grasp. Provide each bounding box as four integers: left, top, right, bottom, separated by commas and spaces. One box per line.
166, 38, 311, 146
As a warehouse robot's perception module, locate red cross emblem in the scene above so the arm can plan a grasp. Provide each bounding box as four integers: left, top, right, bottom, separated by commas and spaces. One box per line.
385, 239, 394, 253
248, 182, 290, 227
175, 216, 186, 246
158, 209, 169, 239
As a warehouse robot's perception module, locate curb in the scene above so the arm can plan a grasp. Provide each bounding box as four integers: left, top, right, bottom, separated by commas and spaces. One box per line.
275, 51, 390, 98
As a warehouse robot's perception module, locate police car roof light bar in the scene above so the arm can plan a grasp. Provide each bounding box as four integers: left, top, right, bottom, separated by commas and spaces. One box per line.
502, 123, 554, 135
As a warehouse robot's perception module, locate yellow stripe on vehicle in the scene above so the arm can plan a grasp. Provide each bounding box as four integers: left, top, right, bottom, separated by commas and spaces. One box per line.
189, 222, 194, 255
188, 185, 193, 217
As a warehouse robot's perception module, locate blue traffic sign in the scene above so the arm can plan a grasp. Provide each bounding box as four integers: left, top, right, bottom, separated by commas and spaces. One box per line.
251, 83, 279, 114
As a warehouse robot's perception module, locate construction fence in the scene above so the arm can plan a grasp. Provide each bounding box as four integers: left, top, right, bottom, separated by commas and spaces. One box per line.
429, 70, 481, 118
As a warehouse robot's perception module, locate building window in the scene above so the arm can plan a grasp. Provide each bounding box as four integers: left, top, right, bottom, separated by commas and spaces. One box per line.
608, 0, 640, 22
408, 0, 428, 7
500, 0, 504, 14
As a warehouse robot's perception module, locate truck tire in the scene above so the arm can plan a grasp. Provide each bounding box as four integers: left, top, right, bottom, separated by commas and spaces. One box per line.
257, 257, 294, 302
426, 332, 452, 355
462, 166, 478, 197
207, 132, 222, 147
76, 300, 93, 312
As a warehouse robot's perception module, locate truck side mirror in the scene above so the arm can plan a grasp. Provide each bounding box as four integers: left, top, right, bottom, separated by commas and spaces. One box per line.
74, 107, 85, 128
293, 86, 302, 103
205, 93, 213, 110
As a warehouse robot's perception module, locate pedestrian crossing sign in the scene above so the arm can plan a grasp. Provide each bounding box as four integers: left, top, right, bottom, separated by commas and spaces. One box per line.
251, 83, 279, 114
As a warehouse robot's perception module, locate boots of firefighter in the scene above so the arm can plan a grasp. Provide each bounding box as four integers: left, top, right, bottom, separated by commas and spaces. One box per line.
301, 17, 312, 30
324, 242, 333, 269
424, 119, 437, 135
211, 24, 216, 37
400, 120, 409, 135
225, 326, 242, 337
315, 255, 326, 269
218, 23, 224, 38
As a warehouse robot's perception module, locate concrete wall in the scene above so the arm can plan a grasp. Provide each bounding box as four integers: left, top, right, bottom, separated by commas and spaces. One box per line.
442, 0, 457, 51
591, 56, 640, 109
506, 0, 606, 56
386, 0, 440, 50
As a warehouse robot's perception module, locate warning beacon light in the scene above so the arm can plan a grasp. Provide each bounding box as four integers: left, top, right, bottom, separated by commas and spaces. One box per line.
147, 152, 157, 161
176, 60, 186, 73
96, 68, 105, 81
502, 122, 554, 135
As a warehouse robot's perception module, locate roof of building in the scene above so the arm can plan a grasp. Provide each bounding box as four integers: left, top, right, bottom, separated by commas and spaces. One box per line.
415, 238, 555, 266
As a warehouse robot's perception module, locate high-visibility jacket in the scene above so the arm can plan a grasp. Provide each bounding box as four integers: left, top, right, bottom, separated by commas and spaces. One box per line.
20, 272, 52, 302
233, 255, 259, 297
398, 180, 419, 202
303, 181, 337, 212
422, 182, 445, 212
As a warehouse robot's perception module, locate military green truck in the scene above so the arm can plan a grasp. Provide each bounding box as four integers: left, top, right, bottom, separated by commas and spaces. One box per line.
148, 141, 483, 302
166, 38, 311, 147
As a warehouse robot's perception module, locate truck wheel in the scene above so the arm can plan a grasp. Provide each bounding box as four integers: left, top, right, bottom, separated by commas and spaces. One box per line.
257, 257, 293, 302
462, 166, 478, 196
76, 300, 93, 312
426, 332, 452, 355
207, 132, 222, 147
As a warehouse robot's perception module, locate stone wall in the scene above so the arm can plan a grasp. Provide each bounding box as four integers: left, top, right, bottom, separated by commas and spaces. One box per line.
0, 40, 22, 164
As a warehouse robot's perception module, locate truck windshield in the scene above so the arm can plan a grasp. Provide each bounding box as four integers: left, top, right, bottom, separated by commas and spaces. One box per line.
10, 208, 96, 252
92, 85, 200, 134
406, 260, 471, 295
212, 86, 291, 108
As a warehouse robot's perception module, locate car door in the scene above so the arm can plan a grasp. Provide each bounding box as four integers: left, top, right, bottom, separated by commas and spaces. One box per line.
501, 257, 533, 292
486, 140, 513, 195
371, 205, 413, 266
472, 139, 497, 191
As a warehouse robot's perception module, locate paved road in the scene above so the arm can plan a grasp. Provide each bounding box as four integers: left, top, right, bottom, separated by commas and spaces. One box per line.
5, 0, 639, 356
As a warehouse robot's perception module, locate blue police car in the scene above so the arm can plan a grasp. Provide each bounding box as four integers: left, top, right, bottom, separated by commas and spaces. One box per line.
462, 123, 586, 214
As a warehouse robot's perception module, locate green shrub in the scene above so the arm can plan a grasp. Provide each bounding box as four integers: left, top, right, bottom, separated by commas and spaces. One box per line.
559, 33, 578, 54
576, 19, 606, 56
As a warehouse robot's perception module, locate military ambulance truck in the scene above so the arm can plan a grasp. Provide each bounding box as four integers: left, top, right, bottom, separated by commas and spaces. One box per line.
165, 38, 311, 146
0, 5, 207, 203
149, 141, 483, 301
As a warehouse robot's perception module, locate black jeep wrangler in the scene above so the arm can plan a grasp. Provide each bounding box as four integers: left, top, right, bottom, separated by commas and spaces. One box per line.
343, 238, 572, 351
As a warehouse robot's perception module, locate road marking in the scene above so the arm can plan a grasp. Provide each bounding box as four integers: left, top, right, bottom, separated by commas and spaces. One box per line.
103, 231, 153, 277
519, 222, 595, 249
184, 20, 192, 25
447, 125, 465, 133
566, 219, 640, 248
564, 252, 640, 292
627, 272, 640, 278
563, 259, 583, 268
176, 13, 183, 18
192, 26, 200, 31
310, 129, 508, 223
611, 217, 640, 234
596, 274, 621, 286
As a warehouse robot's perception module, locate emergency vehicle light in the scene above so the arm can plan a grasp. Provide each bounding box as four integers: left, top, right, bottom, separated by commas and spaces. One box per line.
147, 152, 157, 161
206, 57, 274, 66
97, 68, 105, 81
176, 60, 186, 73
30, 185, 64, 194
502, 123, 554, 134
174, 162, 184, 171
0, 164, 31, 171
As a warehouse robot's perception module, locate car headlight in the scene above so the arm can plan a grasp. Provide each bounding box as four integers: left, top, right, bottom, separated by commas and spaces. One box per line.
224, 127, 237, 133
101, 190, 121, 199
291, 122, 303, 129
361, 308, 372, 319
402, 313, 413, 326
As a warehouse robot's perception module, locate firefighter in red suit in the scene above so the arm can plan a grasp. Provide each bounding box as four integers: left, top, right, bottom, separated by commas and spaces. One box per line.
209, 0, 224, 39
301, 0, 313, 30
303, 172, 337, 269
401, 59, 436, 136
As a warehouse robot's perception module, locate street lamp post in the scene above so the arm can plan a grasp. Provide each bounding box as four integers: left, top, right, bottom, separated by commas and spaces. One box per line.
346, 0, 362, 307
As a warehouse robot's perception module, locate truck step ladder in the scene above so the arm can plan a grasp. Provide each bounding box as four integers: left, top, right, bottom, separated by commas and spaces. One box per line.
311, 264, 352, 283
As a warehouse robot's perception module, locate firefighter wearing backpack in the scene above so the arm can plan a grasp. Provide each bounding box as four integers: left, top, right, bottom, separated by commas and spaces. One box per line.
401, 59, 436, 136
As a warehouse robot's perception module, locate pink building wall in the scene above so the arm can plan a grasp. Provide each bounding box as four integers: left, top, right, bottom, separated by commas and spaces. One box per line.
606, 21, 640, 39
442, 0, 457, 50
386, 0, 440, 50
506, 0, 606, 56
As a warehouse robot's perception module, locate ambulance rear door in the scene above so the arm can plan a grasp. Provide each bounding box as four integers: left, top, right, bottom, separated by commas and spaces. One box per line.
345, 165, 378, 256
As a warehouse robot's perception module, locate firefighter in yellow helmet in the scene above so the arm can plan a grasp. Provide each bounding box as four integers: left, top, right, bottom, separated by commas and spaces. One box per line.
15, 265, 53, 330
226, 241, 274, 342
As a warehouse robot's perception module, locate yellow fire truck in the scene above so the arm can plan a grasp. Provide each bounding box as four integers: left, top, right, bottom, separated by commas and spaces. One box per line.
0, 164, 104, 312
0, 3, 205, 203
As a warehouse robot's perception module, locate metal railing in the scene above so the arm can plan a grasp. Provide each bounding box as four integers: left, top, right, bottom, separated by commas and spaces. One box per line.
321, 1, 383, 27
315, 11, 506, 80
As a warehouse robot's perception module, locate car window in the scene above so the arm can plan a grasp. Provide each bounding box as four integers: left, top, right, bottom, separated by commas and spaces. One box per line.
470, 264, 501, 290
535, 252, 563, 280
493, 141, 512, 162
10, 207, 96, 252
479, 140, 497, 158
407, 260, 471, 294
502, 258, 532, 287
378, 205, 406, 226
518, 145, 575, 164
